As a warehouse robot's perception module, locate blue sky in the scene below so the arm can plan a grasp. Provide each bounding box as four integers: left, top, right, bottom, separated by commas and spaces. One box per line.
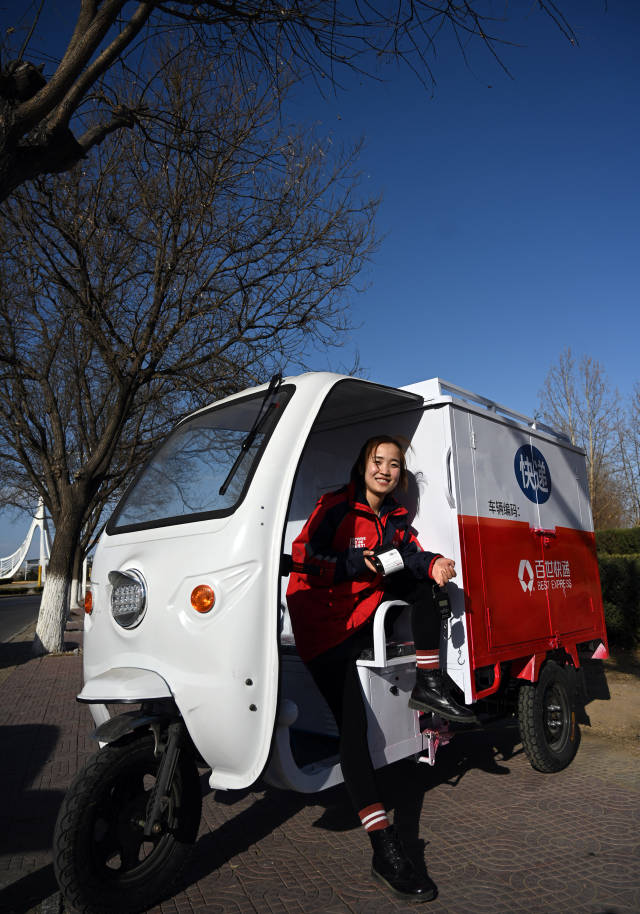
1, 1, 638, 557
295, 1, 639, 407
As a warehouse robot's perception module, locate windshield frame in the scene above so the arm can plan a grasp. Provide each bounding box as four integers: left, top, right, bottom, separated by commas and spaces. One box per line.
106, 384, 294, 535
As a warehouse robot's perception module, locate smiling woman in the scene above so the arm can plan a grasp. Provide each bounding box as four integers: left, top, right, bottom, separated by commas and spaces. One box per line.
361, 440, 404, 514
285, 433, 474, 901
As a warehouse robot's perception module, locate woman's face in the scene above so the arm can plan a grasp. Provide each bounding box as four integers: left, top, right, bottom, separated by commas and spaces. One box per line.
363, 442, 403, 501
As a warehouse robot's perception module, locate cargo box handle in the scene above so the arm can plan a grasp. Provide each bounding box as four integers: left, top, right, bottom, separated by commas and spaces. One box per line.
444, 447, 455, 509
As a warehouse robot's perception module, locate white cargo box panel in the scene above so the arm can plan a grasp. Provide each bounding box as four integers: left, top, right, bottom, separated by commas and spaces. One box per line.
403, 379, 605, 702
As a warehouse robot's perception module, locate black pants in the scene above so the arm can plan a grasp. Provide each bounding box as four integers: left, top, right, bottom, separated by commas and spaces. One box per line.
306, 574, 439, 813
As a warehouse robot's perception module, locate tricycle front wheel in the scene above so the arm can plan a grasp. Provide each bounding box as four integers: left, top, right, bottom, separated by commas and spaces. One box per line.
517, 660, 580, 773
54, 731, 202, 914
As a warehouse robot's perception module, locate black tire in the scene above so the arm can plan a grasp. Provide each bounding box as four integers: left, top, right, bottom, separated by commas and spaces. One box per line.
517, 660, 580, 773
54, 731, 202, 914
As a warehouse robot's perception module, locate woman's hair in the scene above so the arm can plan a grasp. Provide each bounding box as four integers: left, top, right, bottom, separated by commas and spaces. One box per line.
350, 435, 409, 492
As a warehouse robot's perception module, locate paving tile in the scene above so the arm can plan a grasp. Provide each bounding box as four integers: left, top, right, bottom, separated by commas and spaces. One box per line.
0, 636, 638, 914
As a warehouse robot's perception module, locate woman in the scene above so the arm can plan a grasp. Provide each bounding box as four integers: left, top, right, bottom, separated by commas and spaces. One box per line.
286, 435, 475, 902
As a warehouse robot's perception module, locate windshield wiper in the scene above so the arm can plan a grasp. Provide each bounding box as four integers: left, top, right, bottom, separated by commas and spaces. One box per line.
219, 373, 283, 496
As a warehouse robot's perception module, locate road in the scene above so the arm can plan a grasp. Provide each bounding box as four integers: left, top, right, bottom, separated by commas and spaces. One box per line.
0, 593, 41, 642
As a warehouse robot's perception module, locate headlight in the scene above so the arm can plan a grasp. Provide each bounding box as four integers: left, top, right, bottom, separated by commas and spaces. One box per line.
108, 569, 147, 629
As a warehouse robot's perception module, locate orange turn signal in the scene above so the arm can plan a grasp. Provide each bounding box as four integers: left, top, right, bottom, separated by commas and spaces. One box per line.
190, 584, 215, 614
84, 590, 93, 614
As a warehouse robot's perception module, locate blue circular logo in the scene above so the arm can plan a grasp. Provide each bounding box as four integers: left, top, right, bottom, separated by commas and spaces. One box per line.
514, 445, 552, 504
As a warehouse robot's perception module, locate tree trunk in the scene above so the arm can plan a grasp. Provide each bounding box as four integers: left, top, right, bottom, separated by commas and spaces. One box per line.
69, 543, 82, 610
33, 505, 84, 654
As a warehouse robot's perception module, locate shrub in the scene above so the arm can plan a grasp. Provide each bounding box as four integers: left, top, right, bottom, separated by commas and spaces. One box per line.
596, 527, 640, 555
598, 554, 640, 648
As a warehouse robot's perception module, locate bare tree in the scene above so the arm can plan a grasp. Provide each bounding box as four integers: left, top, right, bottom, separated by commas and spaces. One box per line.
615, 385, 640, 527
0, 1, 578, 202
538, 348, 624, 528
0, 52, 377, 653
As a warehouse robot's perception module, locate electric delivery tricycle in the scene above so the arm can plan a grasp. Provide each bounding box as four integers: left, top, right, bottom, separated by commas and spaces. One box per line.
53, 372, 609, 913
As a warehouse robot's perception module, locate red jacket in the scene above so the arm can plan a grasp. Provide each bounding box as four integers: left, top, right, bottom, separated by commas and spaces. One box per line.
286, 483, 440, 661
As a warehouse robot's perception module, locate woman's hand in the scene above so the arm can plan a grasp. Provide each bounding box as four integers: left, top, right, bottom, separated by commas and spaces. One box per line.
431, 556, 456, 587
363, 549, 377, 574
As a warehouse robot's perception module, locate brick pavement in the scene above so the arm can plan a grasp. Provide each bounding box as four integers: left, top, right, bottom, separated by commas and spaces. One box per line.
0, 626, 639, 914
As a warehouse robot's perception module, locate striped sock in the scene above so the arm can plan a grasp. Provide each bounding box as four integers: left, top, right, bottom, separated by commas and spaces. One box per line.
416, 650, 439, 670
359, 803, 390, 833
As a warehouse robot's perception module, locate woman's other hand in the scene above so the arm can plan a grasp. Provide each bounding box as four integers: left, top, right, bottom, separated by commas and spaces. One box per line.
431, 556, 456, 587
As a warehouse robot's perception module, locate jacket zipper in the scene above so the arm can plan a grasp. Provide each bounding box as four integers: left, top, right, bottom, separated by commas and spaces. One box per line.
352, 500, 404, 549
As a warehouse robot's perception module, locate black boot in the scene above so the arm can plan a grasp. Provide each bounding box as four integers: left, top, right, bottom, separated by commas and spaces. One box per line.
409, 669, 476, 723
370, 825, 437, 901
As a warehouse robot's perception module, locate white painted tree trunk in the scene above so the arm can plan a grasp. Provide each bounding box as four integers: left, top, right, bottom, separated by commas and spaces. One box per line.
69, 575, 81, 610
34, 572, 69, 654
69, 545, 82, 610
33, 503, 83, 654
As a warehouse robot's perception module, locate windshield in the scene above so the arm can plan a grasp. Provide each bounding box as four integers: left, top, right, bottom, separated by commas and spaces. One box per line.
108, 386, 293, 532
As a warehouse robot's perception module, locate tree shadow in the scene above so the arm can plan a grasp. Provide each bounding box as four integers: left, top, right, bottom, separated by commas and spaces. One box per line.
0, 724, 65, 914
0, 640, 34, 671
0, 634, 81, 671
0, 724, 66, 855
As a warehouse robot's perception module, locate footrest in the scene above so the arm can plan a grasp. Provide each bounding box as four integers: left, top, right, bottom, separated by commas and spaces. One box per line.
418, 716, 453, 766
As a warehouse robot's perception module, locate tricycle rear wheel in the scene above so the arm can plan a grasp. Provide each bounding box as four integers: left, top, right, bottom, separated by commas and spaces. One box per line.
54, 731, 201, 914
517, 660, 580, 773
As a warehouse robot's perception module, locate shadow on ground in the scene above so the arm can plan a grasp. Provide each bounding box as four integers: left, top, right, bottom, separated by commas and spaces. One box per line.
0, 724, 65, 856
0, 637, 79, 672
0, 724, 65, 914
0, 864, 58, 914
178, 721, 522, 897
0, 640, 35, 671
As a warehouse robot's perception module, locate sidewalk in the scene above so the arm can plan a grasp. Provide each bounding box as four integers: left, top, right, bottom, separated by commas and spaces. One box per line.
0, 620, 638, 914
